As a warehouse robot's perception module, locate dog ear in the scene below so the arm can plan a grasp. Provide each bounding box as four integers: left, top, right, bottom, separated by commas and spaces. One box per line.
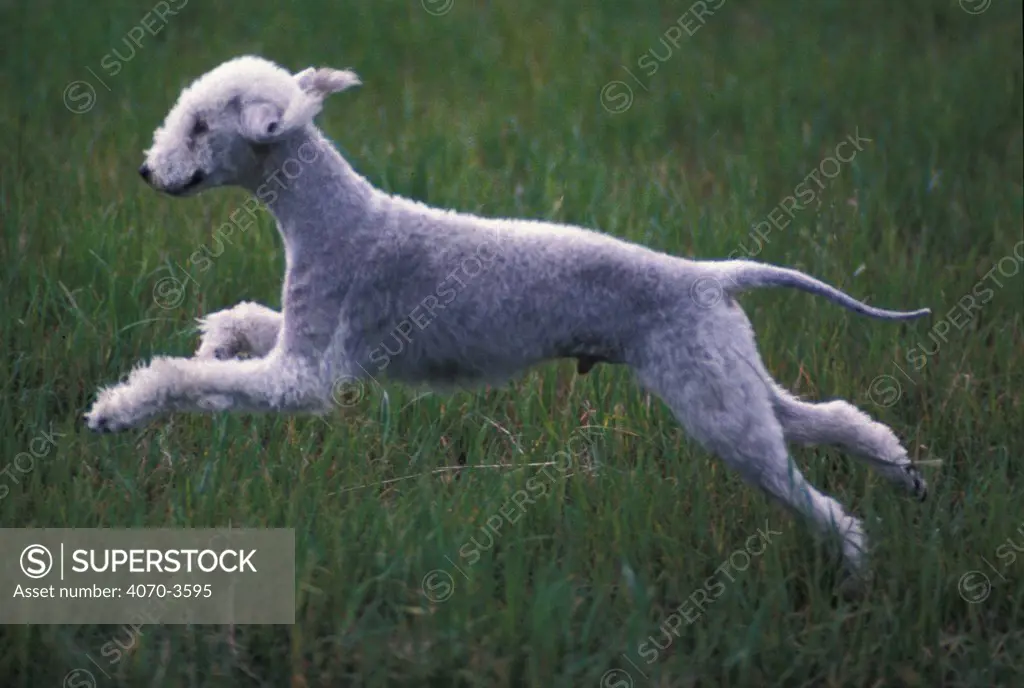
239, 100, 286, 143
294, 67, 361, 99
237, 68, 359, 143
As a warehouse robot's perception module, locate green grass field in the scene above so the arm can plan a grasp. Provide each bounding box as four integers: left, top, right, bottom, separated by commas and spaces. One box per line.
2, 0, 1022, 685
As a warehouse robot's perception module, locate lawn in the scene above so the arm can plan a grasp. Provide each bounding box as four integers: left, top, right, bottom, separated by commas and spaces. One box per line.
1, 0, 1022, 685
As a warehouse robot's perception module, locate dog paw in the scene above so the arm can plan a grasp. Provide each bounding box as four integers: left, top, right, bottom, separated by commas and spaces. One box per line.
84, 388, 146, 433
195, 330, 241, 360
83, 359, 176, 433
840, 518, 869, 566
195, 310, 245, 360
903, 464, 928, 502
838, 568, 873, 601
195, 342, 241, 361
194, 303, 281, 361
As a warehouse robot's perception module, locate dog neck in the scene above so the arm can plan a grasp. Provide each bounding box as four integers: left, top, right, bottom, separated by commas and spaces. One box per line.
242, 126, 375, 253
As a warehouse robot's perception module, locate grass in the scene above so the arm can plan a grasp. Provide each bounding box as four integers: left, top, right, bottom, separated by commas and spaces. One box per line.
2, 0, 1022, 685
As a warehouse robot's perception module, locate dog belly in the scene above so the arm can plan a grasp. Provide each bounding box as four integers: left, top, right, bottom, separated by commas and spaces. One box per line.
381, 345, 592, 390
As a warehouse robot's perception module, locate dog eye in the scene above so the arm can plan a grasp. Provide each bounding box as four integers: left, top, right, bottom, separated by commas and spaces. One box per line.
191, 119, 208, 136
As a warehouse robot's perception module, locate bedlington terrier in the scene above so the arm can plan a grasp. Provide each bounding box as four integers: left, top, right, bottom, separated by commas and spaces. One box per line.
85, 55, 931, 575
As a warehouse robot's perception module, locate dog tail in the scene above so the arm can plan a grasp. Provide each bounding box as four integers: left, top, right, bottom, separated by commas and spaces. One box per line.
712, 260, 931, 321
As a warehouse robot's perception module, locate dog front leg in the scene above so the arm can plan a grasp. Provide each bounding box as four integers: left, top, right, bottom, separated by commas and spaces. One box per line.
84, 351, 328, 432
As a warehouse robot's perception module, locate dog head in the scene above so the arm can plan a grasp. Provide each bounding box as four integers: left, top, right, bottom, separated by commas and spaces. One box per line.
139, 55, 360, 196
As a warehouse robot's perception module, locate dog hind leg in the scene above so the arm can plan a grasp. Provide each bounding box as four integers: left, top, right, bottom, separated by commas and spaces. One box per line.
631, 327, 869, 574
771, 388, 927, 501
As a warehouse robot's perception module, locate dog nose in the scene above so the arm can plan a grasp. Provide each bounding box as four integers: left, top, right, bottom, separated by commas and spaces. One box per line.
138, 164, 152, 182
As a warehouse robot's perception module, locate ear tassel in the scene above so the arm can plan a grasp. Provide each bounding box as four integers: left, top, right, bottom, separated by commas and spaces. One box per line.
313, 69, 361, 93
294, 67, 362, 96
